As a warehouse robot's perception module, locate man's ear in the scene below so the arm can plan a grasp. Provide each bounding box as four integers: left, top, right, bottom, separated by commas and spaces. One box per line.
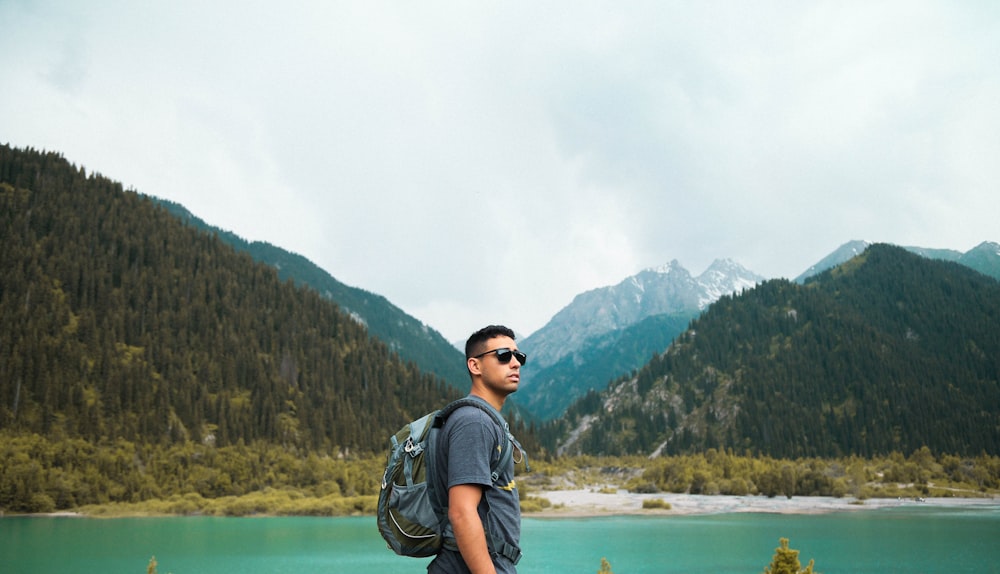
467, 357, 482, 376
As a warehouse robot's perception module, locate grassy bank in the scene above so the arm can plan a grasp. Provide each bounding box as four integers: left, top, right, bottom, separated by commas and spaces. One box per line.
3, 432, 998, 517
76, 490, 377, 518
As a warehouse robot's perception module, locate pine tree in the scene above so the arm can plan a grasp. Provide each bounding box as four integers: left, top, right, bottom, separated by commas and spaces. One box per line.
763, 537, 817, 574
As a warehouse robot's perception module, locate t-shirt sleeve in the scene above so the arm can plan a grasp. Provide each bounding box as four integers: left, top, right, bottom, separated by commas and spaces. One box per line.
445, 408, 499, 489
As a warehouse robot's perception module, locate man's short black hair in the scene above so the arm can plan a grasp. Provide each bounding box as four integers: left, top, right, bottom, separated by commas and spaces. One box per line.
465, 325, 516, 359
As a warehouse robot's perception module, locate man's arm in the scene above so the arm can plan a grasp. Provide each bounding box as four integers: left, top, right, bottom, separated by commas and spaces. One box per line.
448, 483, 496, 574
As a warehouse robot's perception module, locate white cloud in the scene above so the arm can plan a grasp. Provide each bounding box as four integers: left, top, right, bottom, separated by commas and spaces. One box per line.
3, 0, 998, 341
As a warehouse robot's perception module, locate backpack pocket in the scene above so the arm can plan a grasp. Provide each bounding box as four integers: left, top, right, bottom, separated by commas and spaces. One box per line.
385, 481, 442, 556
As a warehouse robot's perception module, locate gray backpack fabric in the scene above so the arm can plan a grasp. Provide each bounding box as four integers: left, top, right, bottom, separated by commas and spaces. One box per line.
376, 396, 524, 558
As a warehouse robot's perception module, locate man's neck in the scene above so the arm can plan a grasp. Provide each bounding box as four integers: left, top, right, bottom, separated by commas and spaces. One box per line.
469, 387, 505, 412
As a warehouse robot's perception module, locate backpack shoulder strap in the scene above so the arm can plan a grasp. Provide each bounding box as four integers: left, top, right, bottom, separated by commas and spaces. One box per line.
433, 396, 515, 482
435, 396, 504, 424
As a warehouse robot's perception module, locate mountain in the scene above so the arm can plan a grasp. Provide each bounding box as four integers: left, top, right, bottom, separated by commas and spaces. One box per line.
549, 244, 1000, 458
517, 259, 764, 419
793, 240, 874, 283
795, 240, 1000, 283
957, 241, 1000, 280
0, 144, 469, 452
154, 199, 468, 389
517, 312, 695, 420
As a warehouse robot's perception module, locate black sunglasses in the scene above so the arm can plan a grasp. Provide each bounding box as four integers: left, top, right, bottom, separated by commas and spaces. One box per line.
472, 347, 527, 366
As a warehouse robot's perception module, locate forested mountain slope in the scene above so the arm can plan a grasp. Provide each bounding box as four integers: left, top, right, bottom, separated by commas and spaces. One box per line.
0, 144, 465, 453
155, 199, 469, 389
550, 244, 1000, 458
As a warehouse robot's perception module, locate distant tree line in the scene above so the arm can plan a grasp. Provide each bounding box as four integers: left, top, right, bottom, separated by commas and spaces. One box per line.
0, 431, 384, 514
3, 431, 998, 514
627, 446, 1000, 499
531, 449, 1000, 502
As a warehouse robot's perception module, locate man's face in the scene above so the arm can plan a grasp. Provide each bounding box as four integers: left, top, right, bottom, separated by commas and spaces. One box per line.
471, 335, 522, 396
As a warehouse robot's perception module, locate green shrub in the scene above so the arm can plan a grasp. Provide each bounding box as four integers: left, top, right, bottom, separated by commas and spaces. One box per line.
642, 498, 671, 510
519, 496, 553, 513
28, 493, 56, 513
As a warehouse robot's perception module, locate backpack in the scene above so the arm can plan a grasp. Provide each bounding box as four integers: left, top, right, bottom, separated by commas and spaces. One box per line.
377, 396, 526, 558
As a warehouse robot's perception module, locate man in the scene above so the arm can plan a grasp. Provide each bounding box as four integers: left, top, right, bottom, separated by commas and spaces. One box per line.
428, 325, 526, 574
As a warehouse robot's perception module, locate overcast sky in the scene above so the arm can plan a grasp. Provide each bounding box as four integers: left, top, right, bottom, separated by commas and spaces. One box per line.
3, 1, 998, 342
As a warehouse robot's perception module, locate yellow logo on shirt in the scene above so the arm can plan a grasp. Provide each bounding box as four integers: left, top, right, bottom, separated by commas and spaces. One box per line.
499, 480, 516, 491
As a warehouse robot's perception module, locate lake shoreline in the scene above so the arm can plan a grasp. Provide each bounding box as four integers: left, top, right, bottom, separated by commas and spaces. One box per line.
526, 489, 999, 518
16, 491, 996, 520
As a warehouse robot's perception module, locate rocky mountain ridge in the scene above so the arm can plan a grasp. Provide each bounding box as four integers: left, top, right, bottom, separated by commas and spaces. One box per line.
521, 258, 765, 371
514, 259, 764, 419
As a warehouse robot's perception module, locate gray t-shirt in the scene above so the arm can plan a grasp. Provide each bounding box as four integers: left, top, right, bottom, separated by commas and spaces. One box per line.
427, 400, 521, 574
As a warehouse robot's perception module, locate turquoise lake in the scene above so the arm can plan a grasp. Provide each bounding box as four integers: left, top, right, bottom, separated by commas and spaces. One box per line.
2, 505, 999, 573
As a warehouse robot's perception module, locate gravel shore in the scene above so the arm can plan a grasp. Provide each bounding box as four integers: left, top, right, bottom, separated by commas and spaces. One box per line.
527, 489, 999, 517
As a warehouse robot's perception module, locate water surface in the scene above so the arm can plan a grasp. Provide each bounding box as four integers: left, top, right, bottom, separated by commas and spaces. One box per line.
2, 505, 998, 573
